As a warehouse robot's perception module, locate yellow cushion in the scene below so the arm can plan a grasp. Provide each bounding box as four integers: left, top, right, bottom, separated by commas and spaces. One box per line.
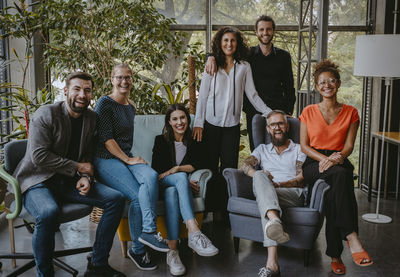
117, 212, 204, 241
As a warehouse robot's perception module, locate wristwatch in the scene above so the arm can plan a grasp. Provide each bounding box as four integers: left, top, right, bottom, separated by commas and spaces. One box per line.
76, 171, 94, 184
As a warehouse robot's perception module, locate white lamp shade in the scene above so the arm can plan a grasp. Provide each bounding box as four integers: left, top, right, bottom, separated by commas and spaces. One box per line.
354, 34, 400, 77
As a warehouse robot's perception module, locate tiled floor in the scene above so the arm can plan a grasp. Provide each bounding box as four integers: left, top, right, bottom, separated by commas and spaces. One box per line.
0, 189, 399, 276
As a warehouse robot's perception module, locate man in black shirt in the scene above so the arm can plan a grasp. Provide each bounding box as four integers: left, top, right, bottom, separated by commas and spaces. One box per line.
206, 15, 295, 151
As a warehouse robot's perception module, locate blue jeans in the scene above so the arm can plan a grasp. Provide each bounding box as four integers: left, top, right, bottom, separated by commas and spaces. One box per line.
94, 158, 159, 254
160, 172, 195, 240
23, 177, 124, 277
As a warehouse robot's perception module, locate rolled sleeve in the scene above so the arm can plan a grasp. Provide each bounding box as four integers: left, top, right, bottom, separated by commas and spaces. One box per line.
194, 70, 212, 128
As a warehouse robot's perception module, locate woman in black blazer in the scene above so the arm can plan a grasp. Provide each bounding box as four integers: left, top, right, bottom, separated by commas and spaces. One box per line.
152, 104, 218, 276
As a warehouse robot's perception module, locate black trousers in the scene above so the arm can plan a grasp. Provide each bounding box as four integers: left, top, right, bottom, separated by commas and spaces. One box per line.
302, 150, 358, 258
202, 121, 240, 212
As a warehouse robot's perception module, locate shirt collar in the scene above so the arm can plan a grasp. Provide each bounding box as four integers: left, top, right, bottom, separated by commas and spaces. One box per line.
267, 139, 294, 154
255, 43, 276, 57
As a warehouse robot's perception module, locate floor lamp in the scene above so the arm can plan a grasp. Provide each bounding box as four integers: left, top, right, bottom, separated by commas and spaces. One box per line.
353, 34, 400, 223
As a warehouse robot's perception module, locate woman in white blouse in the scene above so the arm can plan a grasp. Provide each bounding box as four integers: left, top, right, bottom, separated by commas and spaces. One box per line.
193, 26, 271, 223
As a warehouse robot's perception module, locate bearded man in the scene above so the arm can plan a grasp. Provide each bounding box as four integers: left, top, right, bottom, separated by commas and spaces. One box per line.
240, 110, 306, 277
206, 15, 295, 151
13, 72, 125, 277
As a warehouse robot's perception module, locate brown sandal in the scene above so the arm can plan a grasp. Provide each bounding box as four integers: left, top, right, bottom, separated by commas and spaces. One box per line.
347, 240, 373, 266
331, 261, 346, 275
351, 250, 373, 267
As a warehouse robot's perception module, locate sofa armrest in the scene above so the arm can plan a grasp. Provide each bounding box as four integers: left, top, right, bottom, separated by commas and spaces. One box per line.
223, 168, 254, 199
308, 179, 330, 214
0, 164, 22, 220
189, 169, 212, 199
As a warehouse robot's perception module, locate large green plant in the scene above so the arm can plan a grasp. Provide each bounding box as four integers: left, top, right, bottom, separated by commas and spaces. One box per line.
0, 0, 53, 140
38, 0, 185, 103
1, 0, 187, 115
0, 84, 52, 140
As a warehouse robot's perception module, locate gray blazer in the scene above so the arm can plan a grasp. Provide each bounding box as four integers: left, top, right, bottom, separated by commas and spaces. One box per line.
14, 101, 97, 193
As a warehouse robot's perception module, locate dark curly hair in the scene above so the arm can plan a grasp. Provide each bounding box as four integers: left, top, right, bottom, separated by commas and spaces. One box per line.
163, 104, 192, 146
211, 26, 249, 68
313, 59, 341, 85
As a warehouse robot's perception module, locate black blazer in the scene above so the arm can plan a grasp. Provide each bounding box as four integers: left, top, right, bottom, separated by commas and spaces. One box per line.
151, 135, 203, 174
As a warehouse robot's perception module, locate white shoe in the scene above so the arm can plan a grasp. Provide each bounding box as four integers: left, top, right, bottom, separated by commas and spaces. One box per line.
188, 231, 219, 257
264, 218, 290, 244
166, 249, 186, 276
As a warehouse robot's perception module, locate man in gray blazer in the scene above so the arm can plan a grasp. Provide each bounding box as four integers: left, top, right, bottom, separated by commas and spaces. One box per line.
14, 72, 125, 277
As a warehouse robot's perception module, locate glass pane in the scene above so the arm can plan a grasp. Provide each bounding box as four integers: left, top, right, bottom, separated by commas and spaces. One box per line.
212, 0, 299, 25
328, 31, 364, 173
329, 0, 367, 25
154, 0, 206, 24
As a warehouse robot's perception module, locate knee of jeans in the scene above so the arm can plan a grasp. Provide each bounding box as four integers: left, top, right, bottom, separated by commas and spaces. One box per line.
174, 172, 189, 186
142, 169, 159, 186
127, 196, 140, 207
151, 171, 159, 183
36, 205, 60, 224
110, 190, 125, 206
164, 187, 178, 202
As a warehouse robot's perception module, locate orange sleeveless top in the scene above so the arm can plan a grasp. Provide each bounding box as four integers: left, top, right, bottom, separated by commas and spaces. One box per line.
299, 104, 359, 151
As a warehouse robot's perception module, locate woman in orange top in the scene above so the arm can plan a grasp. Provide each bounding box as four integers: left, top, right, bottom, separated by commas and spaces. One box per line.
299, 60, 372, 275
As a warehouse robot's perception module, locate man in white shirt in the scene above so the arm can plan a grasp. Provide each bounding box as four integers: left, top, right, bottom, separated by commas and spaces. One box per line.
240, 110, 306, 277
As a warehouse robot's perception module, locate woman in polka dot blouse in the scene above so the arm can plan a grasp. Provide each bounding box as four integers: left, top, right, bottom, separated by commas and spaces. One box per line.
93, 63, 169, 270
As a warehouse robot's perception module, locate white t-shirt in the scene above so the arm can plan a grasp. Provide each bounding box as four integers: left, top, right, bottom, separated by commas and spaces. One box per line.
251, 140, 306, 184
174, 141, 187, 165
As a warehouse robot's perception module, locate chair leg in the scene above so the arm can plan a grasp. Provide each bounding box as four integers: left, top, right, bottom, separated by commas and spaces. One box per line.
8, 218, 16, 268
6, 260, 36, 277
304, 249, 310, 267
120, 240, 128, 258
53, 258, 78, 276
233, 237, 240, 253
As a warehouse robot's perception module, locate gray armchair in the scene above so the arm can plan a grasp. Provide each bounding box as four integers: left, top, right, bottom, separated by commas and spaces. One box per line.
223, 114, 330, 266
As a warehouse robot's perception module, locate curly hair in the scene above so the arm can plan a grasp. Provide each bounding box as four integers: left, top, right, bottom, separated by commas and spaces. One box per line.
163, 104, 192, 146
211, 26, 249, 68
313, 59, 341, 85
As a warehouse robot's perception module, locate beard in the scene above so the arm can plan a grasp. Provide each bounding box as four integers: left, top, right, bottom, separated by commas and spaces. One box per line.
270, 130, 289, 147
68, 97, 89, 113
257, 34, 273, 46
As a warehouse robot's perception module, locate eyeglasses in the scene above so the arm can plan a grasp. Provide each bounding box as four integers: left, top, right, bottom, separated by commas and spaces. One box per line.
267, 122, 286, 129
113, 75, 132, 82
317, 78, 337, 87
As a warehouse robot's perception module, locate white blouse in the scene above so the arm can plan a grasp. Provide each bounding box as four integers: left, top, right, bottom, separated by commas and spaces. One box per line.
194, 60, 271, 128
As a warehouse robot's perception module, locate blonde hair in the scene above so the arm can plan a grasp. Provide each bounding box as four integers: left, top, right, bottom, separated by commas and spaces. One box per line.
111, 63, 132, 77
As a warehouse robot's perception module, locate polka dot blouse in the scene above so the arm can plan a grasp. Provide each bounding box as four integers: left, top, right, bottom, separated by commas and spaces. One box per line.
94, 95, 136, 159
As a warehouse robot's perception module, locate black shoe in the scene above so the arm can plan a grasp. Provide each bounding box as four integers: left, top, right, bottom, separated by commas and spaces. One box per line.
84, 261, 126, 277
127, 248, 158, 271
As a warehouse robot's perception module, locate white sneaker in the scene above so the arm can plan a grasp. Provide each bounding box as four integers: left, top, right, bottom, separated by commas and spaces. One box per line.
264, 218, 290, 244
166, 249, 186, 276
188, 231, 219, 257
